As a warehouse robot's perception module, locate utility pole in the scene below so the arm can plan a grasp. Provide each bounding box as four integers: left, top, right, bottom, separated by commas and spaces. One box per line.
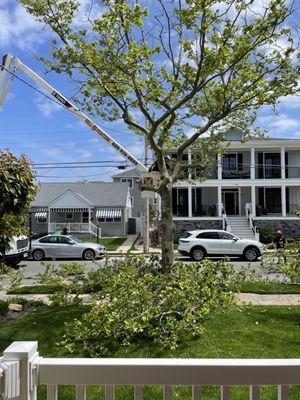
143, 138, 150, 254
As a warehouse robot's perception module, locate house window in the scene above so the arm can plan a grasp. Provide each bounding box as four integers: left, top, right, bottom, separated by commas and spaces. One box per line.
129, 197, 134, 207
121, 178, 133, 188
223, 154, 237, 171
37, 217, 47, 224
66, 213, 73, 219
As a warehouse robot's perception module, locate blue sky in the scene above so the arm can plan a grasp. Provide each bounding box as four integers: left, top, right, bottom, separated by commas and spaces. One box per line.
0, 0, 299, 182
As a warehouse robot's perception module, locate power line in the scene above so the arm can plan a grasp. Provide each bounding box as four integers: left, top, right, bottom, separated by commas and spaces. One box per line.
0, 126, 139, 136
36, 167, 118, 179
0, 63, 143, 138
0, 63, 85, 118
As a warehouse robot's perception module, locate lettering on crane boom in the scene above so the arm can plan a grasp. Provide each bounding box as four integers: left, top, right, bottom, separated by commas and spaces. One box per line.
84, 117, 140, 166
51, 89, 142, 167
51, 90, 73, 109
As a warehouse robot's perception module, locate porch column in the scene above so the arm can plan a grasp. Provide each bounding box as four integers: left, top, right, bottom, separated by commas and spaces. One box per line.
188, 149, 192, 181
281, 185, 286, 217
48, 208, 51, 233
250, 147, 255, 179
218, 186, 222, 216
188, 185, 192, 217
217, 154, 222, 180
251, 186, 256, 216
281, 146, 285, 179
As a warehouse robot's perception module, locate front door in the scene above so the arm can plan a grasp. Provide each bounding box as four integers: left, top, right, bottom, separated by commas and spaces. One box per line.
222, 190, 239, 215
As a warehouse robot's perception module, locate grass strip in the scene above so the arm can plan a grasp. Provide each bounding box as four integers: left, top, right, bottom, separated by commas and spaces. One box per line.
240, 282, 300, 294
10, 282, 300, 295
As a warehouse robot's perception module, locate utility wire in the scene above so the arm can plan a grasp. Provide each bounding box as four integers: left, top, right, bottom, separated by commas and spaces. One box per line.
0, 63, 143, 138
0, 63, 87, 118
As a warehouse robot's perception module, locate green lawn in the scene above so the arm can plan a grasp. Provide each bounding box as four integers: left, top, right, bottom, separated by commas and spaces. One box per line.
77, 236, 126, 251
2, 305, 300, 357
9, 281, 300, 295
240, 282, 300, 294
1, 305, 300, 399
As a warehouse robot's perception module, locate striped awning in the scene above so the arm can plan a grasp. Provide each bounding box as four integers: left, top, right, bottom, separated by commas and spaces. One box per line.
96, 208, 122, 218
34, 212, 47, 218
51, 208, 89, 213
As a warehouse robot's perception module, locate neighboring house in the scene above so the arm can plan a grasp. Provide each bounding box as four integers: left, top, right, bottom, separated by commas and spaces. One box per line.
112, 167, 144, 217
30, 182, 132, 237
170, 132, 300, 240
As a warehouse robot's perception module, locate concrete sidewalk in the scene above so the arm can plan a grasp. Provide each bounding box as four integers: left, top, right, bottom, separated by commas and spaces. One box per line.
109, 234, 139, 254
238, 293, 300, 305
2, 292, 300, 306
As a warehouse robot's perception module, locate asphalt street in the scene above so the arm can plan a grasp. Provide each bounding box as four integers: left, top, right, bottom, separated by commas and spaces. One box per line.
10, 256, 270, 286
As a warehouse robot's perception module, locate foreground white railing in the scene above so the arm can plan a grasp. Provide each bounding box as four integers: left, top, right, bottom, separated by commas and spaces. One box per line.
0, 342, 300, 400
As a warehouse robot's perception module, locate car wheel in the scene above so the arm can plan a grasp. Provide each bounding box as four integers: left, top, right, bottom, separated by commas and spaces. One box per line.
32, 249, 45, 261
82, 249, 95, 261
190, 247, 206, 261
243, 247, 259, 262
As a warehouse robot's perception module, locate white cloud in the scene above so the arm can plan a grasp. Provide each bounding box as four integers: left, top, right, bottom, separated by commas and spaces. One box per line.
278, 95, 300, 110
0, 0, 102, 52
34, 95, 62, 117
76, 149, 93, 159
259, 114, 300, 134
72, 0, 103, 29
0, 3, 47, 51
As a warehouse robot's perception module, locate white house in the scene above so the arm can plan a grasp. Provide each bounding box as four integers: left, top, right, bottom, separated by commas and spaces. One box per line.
170, 132, 300, 240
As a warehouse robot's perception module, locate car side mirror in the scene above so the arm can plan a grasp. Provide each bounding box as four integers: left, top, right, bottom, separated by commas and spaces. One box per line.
233, 237, 238, 241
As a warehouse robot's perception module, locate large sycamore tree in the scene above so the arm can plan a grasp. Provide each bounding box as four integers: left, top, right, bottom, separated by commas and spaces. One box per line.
20, 0, 299, 272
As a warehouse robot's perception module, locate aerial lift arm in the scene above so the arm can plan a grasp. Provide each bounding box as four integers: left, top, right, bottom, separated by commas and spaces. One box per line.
0, 53, 147, 171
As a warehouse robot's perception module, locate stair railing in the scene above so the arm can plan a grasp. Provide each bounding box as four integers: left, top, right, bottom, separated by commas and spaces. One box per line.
221, 204, 231, 232
89, 222, 101, 238
245, 203, 260, 242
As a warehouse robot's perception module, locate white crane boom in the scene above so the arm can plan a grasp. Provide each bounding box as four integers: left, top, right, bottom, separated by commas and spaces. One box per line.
0, 53, 147, 171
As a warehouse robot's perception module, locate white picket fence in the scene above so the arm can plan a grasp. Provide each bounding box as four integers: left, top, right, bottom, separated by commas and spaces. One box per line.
0, 342, 299, 400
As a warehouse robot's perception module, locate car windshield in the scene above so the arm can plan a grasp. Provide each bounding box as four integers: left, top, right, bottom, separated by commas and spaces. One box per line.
69, 236, 82, 243
181, 232, 192, 238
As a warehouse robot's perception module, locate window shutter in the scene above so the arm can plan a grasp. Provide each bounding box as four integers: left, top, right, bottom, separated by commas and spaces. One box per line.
285, 152, 289, 178
172, 189, 177, 215
258, 153, 263, 179
258, 187, 264, 207
237, 153, 243, 171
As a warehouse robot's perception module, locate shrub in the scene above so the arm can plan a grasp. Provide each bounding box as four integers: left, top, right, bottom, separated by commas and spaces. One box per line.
259, 227, 274, 244
57, 256, 244, 356
0, 300, 9, 315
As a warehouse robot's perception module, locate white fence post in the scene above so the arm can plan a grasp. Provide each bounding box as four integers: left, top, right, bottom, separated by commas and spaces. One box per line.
3, 341, 39, 400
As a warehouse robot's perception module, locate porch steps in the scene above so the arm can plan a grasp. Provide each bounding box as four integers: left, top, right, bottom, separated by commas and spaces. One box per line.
227, 216, 255, 240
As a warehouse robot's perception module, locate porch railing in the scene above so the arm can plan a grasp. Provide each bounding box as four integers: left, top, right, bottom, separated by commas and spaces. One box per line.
49, 223, 101, 237
50, 222, 91, 233
1, 342, 300, 400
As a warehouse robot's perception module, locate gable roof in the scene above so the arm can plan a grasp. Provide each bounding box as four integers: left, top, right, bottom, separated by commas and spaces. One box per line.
112, 166, 143, 179
48, 189, 94, 207
31, 182, 129, 207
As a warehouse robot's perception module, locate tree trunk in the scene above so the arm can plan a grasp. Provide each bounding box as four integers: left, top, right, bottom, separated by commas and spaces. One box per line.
160, 184, 175, 274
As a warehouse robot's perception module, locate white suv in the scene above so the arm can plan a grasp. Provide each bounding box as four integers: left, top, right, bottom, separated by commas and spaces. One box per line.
178, 230, 264, 261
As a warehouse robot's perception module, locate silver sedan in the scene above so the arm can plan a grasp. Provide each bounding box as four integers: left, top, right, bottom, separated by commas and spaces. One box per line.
31, 235, 105, 261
